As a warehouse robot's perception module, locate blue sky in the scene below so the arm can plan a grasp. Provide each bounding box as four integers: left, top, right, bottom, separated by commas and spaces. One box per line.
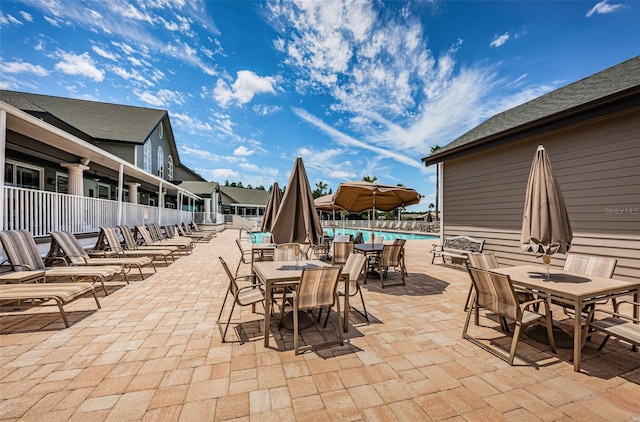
1, 0, 638, 211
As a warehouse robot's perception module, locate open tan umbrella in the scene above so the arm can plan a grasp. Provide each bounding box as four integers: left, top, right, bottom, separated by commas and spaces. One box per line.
314, 193, 344, 236
260, 181, 282, 233
520, 145, 573, 278
333, 181, 421, 241
333, 181, 421, 213
270, 157, 323, 245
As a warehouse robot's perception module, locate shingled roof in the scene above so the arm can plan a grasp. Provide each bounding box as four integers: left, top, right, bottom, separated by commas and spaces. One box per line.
219, 186, 269, 206
422, 56, 640, 165
0, 90, 166, 144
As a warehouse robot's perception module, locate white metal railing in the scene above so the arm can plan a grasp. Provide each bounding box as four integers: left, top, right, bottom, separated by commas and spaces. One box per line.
2, 186, 193, 237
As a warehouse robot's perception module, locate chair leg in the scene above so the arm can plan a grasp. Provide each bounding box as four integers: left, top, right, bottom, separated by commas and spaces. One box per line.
358, 289, 369, 321
508, 321, 523, 365
461, 297, 476, 339
464, 285, 474, 312
335, 294, 344, 346
293, 299, 300, 355
216, 289, 231, 342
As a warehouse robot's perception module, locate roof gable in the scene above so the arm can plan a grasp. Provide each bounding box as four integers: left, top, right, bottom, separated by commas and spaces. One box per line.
219, 186, 269, 205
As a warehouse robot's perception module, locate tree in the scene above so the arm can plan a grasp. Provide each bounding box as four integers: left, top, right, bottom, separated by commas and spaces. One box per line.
362, 175, 377, 183
313, 181, 329, 199
430, 145, 442, 221
224, 180, 230, 186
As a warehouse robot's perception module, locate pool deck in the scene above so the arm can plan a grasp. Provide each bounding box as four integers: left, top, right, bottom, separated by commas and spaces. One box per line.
1, 228, 639, 421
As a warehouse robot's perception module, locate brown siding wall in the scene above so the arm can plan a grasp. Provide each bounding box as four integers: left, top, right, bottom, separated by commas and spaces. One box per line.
442, 107, 640, 281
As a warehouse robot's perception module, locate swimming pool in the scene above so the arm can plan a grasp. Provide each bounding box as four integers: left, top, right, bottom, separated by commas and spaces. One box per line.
251, 227, 437, 243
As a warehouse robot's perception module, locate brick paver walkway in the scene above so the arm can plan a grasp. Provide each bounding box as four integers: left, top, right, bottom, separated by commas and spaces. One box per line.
1, 229, 639, 421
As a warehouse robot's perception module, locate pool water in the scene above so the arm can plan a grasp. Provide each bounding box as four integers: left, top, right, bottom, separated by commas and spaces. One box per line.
252, 227, 437, 243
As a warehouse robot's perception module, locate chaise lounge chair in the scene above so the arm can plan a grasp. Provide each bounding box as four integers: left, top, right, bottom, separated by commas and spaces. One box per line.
95, 226, 174, 267
118, 225, 181, 257
0, 230, 120, 295
48, 231, 153, 282
0, 281, 101, 328
135, 225, 193, 254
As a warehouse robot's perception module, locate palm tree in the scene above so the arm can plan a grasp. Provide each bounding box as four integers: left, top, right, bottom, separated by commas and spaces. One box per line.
362, 175, 377, 183
430, 145, 441, 221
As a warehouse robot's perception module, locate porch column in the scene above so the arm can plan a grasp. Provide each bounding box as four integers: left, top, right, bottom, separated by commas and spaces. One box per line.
126, 182, 139, 203
204, 198, 212, 223
0, 110, 5, 230
60, 163, 90, 196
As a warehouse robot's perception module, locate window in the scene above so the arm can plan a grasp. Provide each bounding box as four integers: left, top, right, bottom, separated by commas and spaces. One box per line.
5, 160, 42, 189
167, 155, 174, 180
56, 173, 69, 194
143, 139, 152, 172
157, 146, 164, 178
158, 122, 163, 139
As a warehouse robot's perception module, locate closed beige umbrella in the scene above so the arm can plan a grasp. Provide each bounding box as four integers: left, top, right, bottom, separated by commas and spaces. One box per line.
521, 145, 573, 278
261, 181, 282, 233
270, 157, 323, 245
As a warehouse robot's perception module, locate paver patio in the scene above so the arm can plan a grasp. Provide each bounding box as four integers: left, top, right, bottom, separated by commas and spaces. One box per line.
1, 228, 639, 421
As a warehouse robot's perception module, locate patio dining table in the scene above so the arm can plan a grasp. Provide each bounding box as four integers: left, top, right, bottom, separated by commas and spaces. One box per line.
354, 243, 384, 283
493, 265, 640, 372
254, 259, 339, 347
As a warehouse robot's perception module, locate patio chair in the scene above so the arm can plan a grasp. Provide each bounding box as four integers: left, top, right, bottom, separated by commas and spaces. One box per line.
331, 241, 354, 266
588, 300, 640, 351
135, 225, 193, 254
117, 225, 180, 259
371, 244, 405, 288
560, 253, 618, 332
310, 235, 330, 260
0, 230, 119, 295
217, 257, 265, 343
95, 226, 171, 267
0, 281, 101, 328
463, 267, 556, 365
337, 252, 368, 322
392, 239, 408, 275
235, 239, 254, 276
292, 266, 344, 354
48, 231, 153, 282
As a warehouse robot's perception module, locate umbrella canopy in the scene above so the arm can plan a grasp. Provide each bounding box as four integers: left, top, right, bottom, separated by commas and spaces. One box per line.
520, 145, 573, 256
333, 181, 421, 213
260, 181, 282, 233
314, 193, 343, 212
270, 157, 323, 245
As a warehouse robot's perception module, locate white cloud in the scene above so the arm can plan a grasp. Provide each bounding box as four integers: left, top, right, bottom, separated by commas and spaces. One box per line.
172, 113, 214, 132
19, 11, 33, 22
136, 88, 185, 106
54, 51, 104, 81
490, 32, 510, 48
234, 146, 254, 156
1, 13, 22, 25
210, 168, 239, 179
293, 108, 424, 170
214, 70, 277, 108
586, 1, 625, 17
16, 0, 220, 75
253, 104, 282, 115
1, 60, 48, 76
268, 1, 555, 167
92, 46, 118, 61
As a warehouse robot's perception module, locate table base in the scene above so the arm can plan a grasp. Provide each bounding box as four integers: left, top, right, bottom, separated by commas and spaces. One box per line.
280, 311, 315, 330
